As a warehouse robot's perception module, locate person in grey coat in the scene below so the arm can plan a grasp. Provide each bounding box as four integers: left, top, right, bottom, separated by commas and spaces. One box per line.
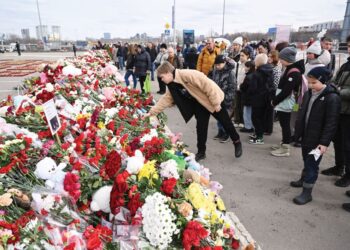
211, 55, 237, 142
134, 45, 151, 93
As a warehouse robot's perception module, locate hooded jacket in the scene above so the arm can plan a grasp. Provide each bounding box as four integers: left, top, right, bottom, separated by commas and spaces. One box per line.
249, 63, 273, 107
134, 46, 151, 77
295, 84, 340, 148
332, 57, 350, 115
211, 61, 236, 110
196, 47, 221, 76
273, 59, 305, 107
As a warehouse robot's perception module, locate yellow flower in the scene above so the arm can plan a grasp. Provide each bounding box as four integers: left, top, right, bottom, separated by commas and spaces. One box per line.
138, 160, 158, 185
97, 121, 105, 129
186, 183, 216, 213
216, 197, 226, 211
76, 113, 91, 120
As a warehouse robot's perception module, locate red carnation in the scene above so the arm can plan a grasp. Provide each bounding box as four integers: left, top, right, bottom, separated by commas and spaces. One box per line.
160, 178, 177, 196
99, 150, 121, 180
231, 238, 240, 249
182, 221, 209, 250
127, 193, 143, 216
63, 172, 81, 202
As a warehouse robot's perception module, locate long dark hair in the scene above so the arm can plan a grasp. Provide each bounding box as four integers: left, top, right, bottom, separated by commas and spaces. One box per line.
245, 61, 255, 74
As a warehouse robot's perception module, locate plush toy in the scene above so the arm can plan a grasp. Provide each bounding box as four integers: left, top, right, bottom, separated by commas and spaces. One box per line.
126, 150, 145, 174
183, 169, 209, 187
185, 154, 202, 172
90, 185, 113, 213
210, 181, 223, 194
34, 157, 67, 192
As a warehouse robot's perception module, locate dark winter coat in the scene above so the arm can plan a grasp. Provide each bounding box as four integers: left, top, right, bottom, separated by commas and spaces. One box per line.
117, 46, 126, 57
332, 57, 350, 115
249, 64, 273, 108
272, 59, 305, 106
239, 72, 254, 106
125, 54, 136, 70
295, 84, 340, 148
146, 47, 158, 62
211, 62, 236, 110
134, 46, 151, 77
185, 48, 198, 69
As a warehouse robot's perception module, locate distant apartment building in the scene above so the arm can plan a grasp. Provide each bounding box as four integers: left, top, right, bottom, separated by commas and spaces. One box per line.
299, 20, 343, 32
36, 25, 49, 41
21, 29, 30, 39
51, 26, 61, 41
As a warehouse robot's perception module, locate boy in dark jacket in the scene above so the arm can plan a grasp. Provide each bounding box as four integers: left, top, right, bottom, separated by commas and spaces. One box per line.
291, 67, 340, 205
211, 55, 237, 142
249, 54, 273, 145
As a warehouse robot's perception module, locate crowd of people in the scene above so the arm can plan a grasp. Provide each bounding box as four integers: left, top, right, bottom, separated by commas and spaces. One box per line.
95, 35, 350, 211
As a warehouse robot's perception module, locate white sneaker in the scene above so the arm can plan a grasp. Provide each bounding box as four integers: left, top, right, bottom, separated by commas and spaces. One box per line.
234, 123, 239, 128
238, 123, 244, 128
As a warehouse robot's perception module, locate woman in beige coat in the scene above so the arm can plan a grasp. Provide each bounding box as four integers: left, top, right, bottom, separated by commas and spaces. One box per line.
149, 61, 242, 161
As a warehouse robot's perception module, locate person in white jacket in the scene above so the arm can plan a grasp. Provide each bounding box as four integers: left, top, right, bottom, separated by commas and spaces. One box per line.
305, 41, 330, 75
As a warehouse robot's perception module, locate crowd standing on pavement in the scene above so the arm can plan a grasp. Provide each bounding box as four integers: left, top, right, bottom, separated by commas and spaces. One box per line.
93, 35, 350, 211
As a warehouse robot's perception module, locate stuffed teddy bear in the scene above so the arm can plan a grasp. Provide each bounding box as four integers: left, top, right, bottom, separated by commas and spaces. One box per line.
183, 169, 210, 187
90, 185, 113, 213
126, 150, 145, 175
34, 157, 67, 193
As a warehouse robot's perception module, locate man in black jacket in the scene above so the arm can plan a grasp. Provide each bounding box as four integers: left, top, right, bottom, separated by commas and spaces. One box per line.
291, 67, 340, 205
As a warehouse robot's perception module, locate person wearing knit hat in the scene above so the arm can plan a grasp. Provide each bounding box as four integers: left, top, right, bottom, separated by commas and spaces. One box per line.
271, 47, 305, 157
291, 66, 340, 205
279, 47, 297, 64
307, 66, 331, 84
212, 55, 237, 142
229, 37, 243, 63
306, 41, 322, 56
233, 37, 243, 46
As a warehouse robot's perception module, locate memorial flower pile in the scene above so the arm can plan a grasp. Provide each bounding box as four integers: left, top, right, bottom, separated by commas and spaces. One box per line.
0, 50, 247, 249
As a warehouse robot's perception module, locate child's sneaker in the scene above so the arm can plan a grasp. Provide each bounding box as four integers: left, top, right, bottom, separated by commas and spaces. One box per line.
249, 138, 264, 145
249, 133, 257, 139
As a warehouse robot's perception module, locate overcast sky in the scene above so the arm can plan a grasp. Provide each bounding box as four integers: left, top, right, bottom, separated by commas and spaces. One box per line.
0, 0, 346, 40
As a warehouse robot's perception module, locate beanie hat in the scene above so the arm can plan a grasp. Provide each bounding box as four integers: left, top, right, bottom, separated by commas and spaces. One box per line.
254, 53, 268, 67
214, 55, 226, 64
307, 66, 331, 84
233, 37, 243, 46
306, 41, 322, 55
279, 47, 297, 63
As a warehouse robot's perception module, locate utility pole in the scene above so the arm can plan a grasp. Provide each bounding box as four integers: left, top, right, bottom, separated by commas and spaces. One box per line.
172, 0, 176, 46
222, 0, 226, 36
36, 0, 44, 47
341, 0, 350, 42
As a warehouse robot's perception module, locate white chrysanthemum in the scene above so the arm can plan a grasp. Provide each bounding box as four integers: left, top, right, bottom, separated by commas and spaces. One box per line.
140, 129, 158, 144
141, 192, 179, 249
159, 159, 179, 180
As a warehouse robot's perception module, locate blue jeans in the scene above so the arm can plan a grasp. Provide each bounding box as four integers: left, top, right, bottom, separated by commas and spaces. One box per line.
118, 56, 124, 70
124, 70, 137, 89
301, 146, 323, 186
243, 106, 253, 129
151, 63, 155, 81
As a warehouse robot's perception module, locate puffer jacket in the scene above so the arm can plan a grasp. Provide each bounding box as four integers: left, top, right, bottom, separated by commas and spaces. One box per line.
249, 64, 273, 108
211, 62, 236, 110
305, 57, 326, 76
134, 46, 151, 77
196, 47, 221, 76
332, 57, 350, 115
295, 84, 340, 148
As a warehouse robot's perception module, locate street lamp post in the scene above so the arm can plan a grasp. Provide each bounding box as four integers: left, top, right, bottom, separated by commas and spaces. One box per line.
36, 0, 44, 47
172, 0, 176, 46
222, 0, 226, 36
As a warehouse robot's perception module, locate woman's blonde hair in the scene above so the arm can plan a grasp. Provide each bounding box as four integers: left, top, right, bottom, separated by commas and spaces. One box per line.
156, 61, 175, 75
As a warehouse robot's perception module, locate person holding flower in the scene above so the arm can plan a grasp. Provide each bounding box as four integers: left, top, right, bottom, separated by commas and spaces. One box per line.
148, 61, 242, 161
